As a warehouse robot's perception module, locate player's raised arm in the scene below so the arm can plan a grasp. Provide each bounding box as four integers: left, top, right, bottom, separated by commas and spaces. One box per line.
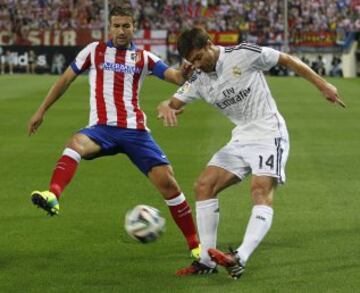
278, 53, 346, 108
28, 66, 77, 136
162, 60, 194, 85
157, 97, 186, 127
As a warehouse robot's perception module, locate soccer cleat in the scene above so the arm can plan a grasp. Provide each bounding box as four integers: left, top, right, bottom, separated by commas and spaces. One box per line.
190, 245, 201, 260
31, 190, 59, 216
176, 260, 218, 276
208, 248, 245, 280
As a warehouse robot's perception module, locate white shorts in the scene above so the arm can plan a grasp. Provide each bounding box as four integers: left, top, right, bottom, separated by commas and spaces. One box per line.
208, 137, 289, 184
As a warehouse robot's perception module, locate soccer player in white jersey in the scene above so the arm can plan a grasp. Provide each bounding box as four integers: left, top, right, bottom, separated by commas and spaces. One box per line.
157, 28, 345, 278
27, 7, 201, 258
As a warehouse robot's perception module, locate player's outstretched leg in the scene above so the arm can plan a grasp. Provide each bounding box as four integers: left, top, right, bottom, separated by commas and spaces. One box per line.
31, 148, 81, 216
31, 190, 59, 216
148, 166, 200, 256
176, 260, 218, 276
208, 248, 245, 280
165, 192, 201, 258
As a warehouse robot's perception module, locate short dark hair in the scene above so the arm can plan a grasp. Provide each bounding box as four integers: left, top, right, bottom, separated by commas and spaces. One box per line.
177, 28, 210, 59
109, 6, 134, 22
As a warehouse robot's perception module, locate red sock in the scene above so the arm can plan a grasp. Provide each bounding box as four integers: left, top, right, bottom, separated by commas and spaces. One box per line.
49, 155, 79, 198
166, 193, 199, 250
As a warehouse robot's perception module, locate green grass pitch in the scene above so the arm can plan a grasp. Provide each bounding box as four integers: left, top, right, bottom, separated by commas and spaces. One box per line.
0, 74, 359, 292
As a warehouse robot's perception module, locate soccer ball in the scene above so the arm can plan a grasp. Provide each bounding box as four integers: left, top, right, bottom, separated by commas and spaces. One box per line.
124, 205, 165, 243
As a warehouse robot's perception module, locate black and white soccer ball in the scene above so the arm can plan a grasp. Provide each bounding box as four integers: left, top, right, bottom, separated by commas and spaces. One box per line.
124, 205, 165, 243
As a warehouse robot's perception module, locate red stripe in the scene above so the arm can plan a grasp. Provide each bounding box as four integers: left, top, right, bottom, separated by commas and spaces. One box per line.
94, 42, 107, 124
144, 29, 151, 51
113, 50, 127, 128
80, 54, 91, 72
132, 50, 145, 130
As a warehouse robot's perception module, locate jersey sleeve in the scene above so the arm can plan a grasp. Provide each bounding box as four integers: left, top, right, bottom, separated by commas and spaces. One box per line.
173, 79, 201, 104
145, 51, 169, 79
70, 42, 95, 74
252, 47, 280, 71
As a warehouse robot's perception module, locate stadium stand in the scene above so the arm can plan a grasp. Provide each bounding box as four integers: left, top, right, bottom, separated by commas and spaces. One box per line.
2, 0, 359, 33
0, 0, 359, 75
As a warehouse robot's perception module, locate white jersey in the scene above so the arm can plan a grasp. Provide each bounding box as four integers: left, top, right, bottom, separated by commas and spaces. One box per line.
174, 44, 288, 141
71, 41, 165, 131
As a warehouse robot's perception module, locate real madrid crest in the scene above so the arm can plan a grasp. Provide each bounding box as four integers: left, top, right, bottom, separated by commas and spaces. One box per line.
232, 66, 241, 76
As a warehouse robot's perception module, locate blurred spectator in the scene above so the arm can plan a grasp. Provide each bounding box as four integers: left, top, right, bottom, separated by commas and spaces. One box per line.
1, 0, 358, 36
0, 45, 3, 74
51, 52, 66, 75
330, 56, 343, 77
1, 50, 14, 74
27, 50, 36, 74
301, 56, 310, 67
311, 55, 326, 76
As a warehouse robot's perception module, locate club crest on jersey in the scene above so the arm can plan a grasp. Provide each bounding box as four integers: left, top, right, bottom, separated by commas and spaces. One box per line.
232, 66, 241, 76
130, 52, 142, 63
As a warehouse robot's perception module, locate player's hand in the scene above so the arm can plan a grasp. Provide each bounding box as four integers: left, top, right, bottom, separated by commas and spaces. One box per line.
321, 82, 346, 108
28, 111, 44, 136
180, 61, 195, 80
157, 102, 184, 127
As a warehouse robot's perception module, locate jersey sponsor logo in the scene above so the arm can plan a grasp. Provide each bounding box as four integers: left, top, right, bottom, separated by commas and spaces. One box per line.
102, 62, 142, 74
216, 87, 251, 109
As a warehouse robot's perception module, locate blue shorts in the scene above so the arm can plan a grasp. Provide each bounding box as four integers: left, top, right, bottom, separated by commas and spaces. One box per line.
78, 125, 170, 175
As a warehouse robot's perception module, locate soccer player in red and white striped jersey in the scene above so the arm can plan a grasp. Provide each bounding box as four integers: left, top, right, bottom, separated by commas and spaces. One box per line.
28, 6, 200, 258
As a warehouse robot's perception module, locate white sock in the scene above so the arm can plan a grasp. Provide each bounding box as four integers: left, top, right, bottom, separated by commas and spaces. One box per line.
196, 198, 219, 268
236, 205, 273, 264
63, 148, 81, 163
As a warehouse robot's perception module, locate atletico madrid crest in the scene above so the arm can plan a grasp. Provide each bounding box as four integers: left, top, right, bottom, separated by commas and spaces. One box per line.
130, 52, 142, 63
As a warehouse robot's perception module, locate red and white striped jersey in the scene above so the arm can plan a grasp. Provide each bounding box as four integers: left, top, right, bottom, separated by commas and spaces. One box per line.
71, 41, 168, 131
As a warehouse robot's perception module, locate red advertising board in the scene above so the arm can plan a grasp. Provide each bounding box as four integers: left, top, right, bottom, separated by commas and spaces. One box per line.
291, 31, 337, 47
0, 29, 339, 48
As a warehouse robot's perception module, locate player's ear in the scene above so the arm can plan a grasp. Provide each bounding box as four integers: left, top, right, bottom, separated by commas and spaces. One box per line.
206, 40, 212, 49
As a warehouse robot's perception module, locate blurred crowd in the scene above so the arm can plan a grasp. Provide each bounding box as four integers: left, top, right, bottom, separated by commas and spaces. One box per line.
1, 0, 355, 76
0, 0, 359, 38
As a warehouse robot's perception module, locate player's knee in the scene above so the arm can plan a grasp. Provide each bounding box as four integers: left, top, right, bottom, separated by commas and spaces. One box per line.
151, 165, 180, 196
194, 177, 215, 200
251, 177, 276, 206
251, 187, 273, 206
162, 176, 180, 194
66, 136, 86, 156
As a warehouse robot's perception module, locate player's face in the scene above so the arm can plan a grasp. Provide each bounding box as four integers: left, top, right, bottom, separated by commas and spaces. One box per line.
110, 15, 135, 48
186, 43, 218, 73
